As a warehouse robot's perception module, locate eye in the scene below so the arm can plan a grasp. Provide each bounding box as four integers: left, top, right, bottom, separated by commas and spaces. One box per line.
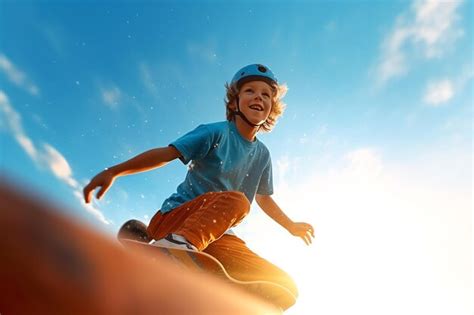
263, 92, 270, 97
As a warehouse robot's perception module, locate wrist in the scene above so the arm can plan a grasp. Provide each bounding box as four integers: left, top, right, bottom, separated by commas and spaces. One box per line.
284, 220, 295, 232
105, 167, 120, 178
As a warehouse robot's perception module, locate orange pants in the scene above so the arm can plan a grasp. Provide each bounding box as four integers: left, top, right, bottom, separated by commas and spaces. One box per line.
147, 191, 298, 300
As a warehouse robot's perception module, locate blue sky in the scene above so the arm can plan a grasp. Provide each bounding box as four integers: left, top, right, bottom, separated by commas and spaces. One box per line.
1, 1, 472, 314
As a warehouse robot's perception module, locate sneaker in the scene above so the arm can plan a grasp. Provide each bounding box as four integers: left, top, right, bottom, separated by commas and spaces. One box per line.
151, 234, 198, 251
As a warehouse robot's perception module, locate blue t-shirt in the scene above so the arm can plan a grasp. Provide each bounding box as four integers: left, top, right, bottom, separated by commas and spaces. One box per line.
160, 121, 273, 213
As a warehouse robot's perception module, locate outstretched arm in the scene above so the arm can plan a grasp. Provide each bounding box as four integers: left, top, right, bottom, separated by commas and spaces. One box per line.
255, 194, 315, 245
83, 146, 181, 203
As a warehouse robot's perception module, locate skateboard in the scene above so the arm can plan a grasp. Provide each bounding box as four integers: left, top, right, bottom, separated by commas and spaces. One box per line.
118, 220, 297, 310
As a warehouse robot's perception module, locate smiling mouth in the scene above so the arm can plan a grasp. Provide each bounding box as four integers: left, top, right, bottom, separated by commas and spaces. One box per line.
249, 104, 264, 111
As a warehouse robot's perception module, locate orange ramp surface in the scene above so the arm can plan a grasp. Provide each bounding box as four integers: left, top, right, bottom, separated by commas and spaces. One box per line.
0, 180, 281, 315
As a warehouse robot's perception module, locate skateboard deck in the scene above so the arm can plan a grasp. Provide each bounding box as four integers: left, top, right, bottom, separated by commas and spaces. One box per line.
120, 233, 297, 310
0, 180, 281, 315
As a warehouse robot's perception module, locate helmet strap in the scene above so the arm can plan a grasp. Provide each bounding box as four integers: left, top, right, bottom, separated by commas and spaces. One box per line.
234, 96, 262, 128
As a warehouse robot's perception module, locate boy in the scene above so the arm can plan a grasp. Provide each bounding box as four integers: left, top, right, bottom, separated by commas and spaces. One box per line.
83, 64, 314, 310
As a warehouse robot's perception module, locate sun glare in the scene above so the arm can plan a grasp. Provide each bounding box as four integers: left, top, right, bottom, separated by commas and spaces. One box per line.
239, 150, 470, 315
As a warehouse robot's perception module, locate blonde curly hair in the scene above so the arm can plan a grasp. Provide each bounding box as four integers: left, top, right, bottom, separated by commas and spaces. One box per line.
224, 81, 288, 132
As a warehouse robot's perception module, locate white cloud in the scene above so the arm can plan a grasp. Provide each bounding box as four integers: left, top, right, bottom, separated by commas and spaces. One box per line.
422, 65, 473, 106
0, 55, 24, 85
15, 134, 37, 159
377, 28, 411, 82
0, 53, 40, 95
0, 90, 110, 224
73, 190, 110, 225
139, 62, 159, 97
42, 144, 79, 189
411, 0, 464, 58
423, 79, 454, 105
101, 85, 121, 109
0, 91, 35, 158
0, 91, 23, 134
375, 0, 464, 84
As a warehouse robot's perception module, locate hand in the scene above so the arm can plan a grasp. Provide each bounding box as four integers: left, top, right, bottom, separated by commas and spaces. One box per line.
83, 170, 116, 204
288, 222, 315, 245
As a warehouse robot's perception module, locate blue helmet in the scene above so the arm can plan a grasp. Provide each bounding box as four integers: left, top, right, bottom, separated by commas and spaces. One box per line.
231, 64, 278, 89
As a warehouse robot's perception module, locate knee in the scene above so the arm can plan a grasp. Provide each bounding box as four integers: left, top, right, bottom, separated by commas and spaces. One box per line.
209, 191, 250, 222
226, 191, 251, 214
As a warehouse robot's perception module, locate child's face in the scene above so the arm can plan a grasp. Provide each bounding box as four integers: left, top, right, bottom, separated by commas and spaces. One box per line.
236, 81, 273, 126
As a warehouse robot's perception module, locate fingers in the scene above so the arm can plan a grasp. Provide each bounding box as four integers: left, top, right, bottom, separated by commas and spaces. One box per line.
300, 223, 314, 235
96, 185, 109, 200
83, 180, 106, 203
296, 222, 315, 246
83, 184, 93, 204
302, 232, 313, 245
83, 171, 113, 203
302, 223, 315, 239
83, 184, 107, 204
302, 236, 310, 246
83, 183, 107, 203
